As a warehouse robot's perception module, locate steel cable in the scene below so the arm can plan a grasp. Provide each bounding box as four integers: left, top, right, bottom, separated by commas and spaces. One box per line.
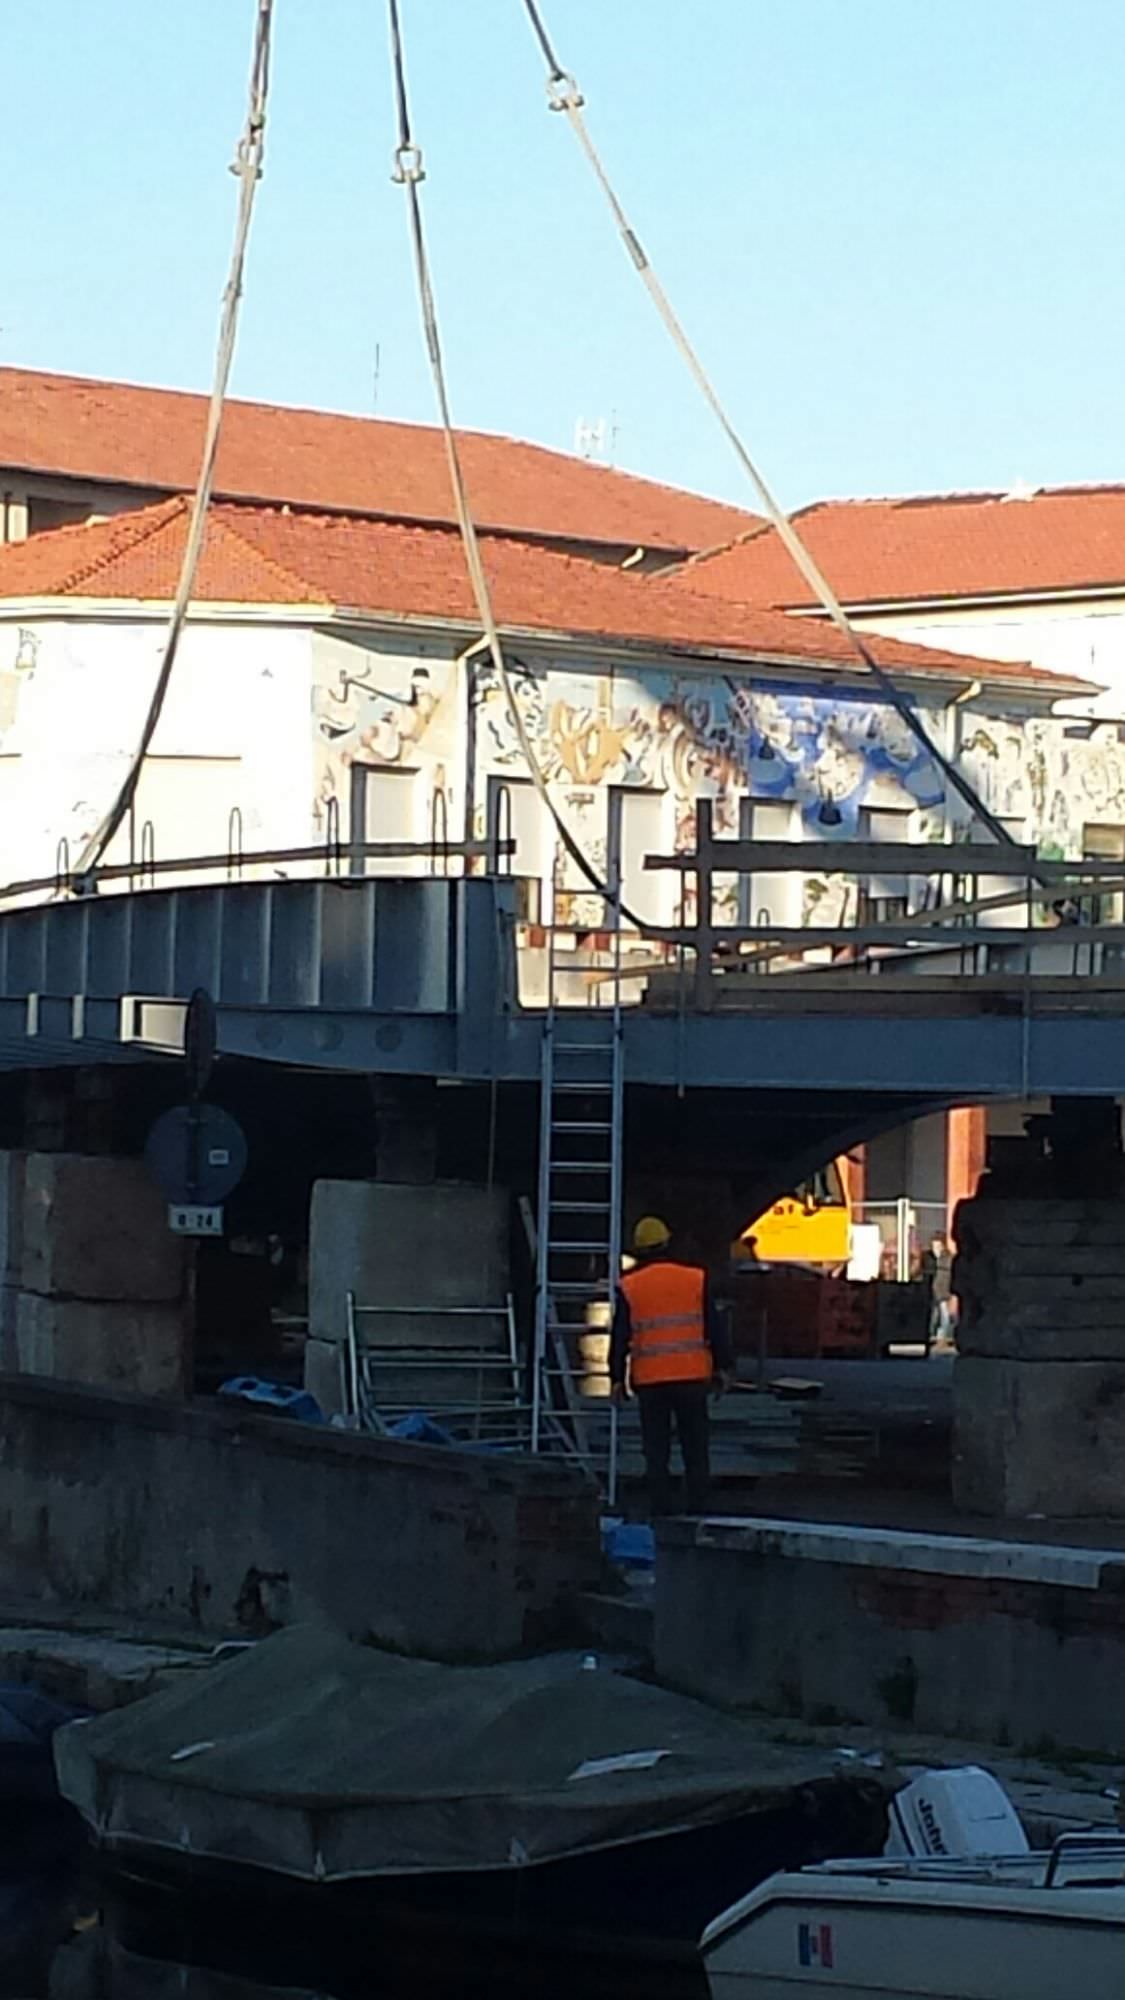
518, 0, 1019, 853
385, 0, 647, 927
74, 0, 275, 882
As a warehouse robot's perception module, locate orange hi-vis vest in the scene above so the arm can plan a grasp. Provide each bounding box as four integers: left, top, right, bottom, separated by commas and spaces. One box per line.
621, 1260, 711, 1387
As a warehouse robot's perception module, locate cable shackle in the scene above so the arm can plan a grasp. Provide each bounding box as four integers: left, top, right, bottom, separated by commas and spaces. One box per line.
546, 72, 583, 113
392, 142, 426, 184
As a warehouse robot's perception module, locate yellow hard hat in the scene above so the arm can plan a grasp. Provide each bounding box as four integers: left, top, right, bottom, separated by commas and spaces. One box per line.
633, 1215, 672, 1253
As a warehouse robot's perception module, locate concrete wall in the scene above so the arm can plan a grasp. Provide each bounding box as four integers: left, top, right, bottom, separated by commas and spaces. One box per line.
656, 1516, 1125, 1755
0, 1374, 601, 1657
953, 1198, 1125, 1516
2, 1151, 189, 1398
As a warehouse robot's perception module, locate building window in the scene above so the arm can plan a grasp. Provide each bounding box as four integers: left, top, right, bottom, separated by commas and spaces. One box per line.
608, 788, 667, 930
858, 807, 912, 925
487, 775, 548, 921
1083, 824, 1125, 925
349, 764, 421, 874
26, 495, 95, 536
738, 798, 801, 930
961, 817, 1028, 929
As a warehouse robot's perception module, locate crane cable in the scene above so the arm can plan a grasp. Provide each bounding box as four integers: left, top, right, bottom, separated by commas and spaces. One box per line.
519, 0, 1019, 855
74, 0, 275, 884
386, 0, 647, 927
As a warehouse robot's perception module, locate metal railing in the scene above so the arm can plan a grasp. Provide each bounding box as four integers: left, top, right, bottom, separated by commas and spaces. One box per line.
0, 829, 514, 913
344, 1293, 529, 1449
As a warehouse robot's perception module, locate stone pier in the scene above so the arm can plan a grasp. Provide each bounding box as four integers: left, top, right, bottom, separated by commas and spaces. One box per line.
0, 1150, 189, 1397
953, 1198, 1125, 1517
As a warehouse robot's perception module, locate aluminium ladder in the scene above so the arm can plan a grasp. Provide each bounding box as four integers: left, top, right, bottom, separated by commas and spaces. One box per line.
531, 916, 624, 1497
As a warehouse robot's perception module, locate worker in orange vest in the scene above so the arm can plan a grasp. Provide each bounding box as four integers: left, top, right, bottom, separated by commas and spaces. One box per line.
610, 1215, 735, 1516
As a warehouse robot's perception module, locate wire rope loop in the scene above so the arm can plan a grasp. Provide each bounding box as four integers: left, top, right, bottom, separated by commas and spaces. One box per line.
546, 72, 584, 113
54, 838, 71, 897
392, 143, 426, 185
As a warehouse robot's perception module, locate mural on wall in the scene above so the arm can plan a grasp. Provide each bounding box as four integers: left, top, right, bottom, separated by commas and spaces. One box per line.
471, 661, 951, 925
309, 634, 1125, 913
312, 642, 459, 847
0, 629, 38, 740
958, 716, 1125, 856
475, 664, 945, 824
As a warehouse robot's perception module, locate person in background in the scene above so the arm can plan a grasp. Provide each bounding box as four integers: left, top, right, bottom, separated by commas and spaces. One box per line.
610, 1216, 735, 1517
923, 1231, 956, 1348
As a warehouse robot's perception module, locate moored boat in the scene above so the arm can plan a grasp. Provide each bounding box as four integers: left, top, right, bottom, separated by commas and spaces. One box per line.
703, 1769, 1125, 1999
53, 1624, 888, 1948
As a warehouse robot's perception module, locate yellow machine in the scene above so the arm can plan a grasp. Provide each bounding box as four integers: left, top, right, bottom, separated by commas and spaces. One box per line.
735, 1159, 852, 1269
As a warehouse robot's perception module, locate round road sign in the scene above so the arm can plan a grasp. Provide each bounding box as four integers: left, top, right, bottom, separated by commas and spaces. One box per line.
144, 1103, 248, 1207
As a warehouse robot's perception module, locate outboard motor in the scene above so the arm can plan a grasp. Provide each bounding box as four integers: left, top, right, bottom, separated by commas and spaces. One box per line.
885, 1766, 1029, 1860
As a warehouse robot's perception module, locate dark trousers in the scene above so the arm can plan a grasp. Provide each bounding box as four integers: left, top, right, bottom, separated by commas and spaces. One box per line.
636, 1380, 711, 1517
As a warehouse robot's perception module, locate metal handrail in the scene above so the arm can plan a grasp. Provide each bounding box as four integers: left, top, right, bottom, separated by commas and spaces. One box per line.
429, 787, 450, 877
139, 820, 156, 890
8, 835, 515, 911
1045, 1832, 1125, 1887
489, 782, 514, 876
227, 807, 244, 881
324, 797, 342, 878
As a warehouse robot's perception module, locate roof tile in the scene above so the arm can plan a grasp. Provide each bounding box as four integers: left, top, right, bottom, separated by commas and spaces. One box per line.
681, 485, 1125, 607
0, 497, 1092, 693
0, 366, 756, 554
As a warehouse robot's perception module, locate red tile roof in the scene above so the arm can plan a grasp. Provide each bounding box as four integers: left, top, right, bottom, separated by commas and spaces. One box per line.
681, 485, 1125, 609
0, 496, 1094, 694
0, 366, 756, 555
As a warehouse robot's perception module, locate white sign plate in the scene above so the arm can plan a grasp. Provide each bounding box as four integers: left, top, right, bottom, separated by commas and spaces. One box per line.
168, 1203, 224, 1238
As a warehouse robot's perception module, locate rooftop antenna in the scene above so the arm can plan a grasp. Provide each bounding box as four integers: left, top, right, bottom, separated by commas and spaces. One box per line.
372, 341, 382, 413
574, 415, 608, 462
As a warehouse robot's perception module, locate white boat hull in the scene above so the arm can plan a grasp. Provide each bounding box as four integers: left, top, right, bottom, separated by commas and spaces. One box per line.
704, 1872, 1125, 1998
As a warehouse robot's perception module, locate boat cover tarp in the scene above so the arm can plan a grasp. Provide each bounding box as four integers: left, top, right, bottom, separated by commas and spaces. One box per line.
54, 1626, 866, 1883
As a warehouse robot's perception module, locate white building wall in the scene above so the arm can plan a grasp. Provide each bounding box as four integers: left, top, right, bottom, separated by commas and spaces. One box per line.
856, 599, 1125, 717
4, 606, 1125, 923
0, 617, 313, 886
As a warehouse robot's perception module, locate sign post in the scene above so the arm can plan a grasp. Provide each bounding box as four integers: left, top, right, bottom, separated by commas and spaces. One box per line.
143, 991, 247, 1235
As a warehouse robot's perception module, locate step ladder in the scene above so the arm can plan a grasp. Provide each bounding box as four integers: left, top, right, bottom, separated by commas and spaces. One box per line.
531, 921, 624, 1498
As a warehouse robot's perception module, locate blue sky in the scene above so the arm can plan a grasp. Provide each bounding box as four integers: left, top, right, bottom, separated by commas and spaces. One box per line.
7, 2, 1125, 509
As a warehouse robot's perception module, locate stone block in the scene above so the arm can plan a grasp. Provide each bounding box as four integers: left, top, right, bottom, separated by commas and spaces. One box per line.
308, 1179, 509, 1346
959, 1321, 1125, 1362
15, 1292, 188, 1400
954, 1199, 1125, 1250
21, 1153, 185, 1304
953, 1355, 1125, 1516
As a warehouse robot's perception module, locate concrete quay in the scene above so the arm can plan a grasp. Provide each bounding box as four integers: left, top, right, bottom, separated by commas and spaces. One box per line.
0, 1374, 602, 1662
655, 1511, 1125, 1757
